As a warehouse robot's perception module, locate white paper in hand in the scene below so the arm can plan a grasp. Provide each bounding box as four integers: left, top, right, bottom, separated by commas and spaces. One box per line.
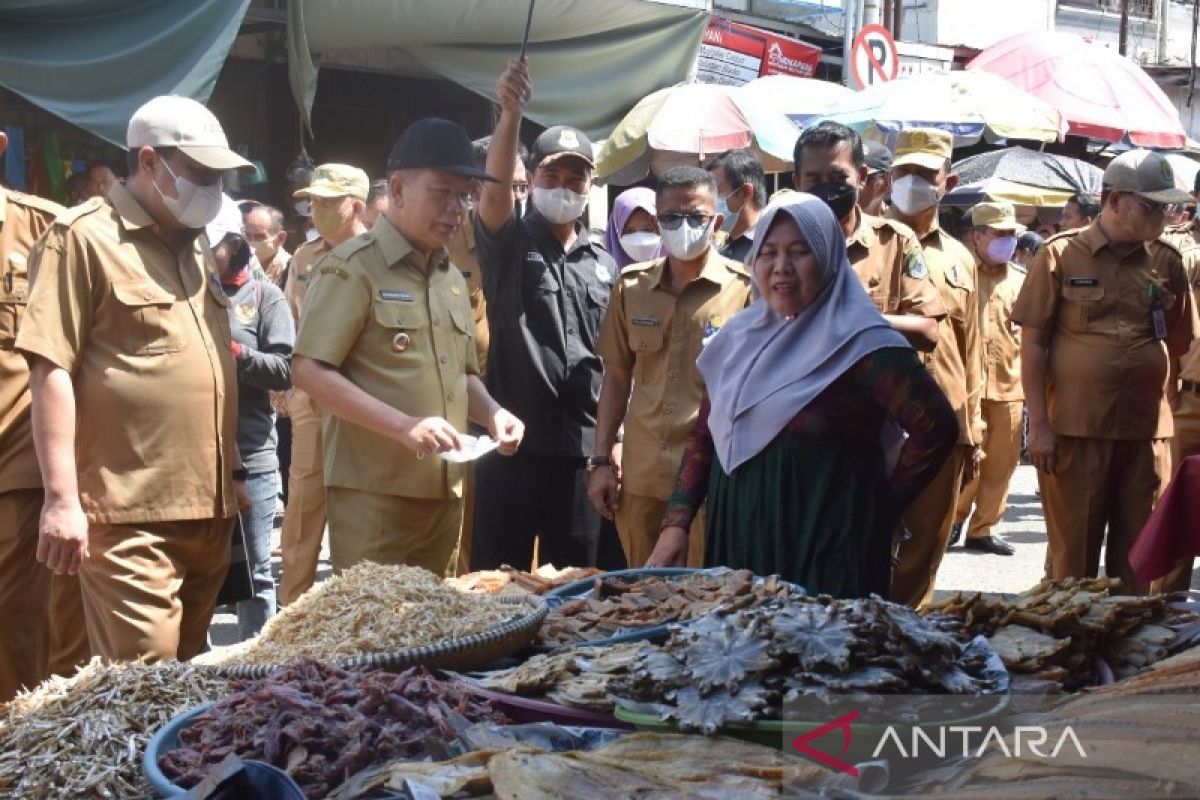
439, 434, 501, 463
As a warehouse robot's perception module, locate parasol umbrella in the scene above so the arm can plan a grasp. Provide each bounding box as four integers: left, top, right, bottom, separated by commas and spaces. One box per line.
941, 178, 1081, 209
815, 70, 1065, 147
594, 82, 797, 184
737, 74, 855, 130
952, 147, 1103, 196
968, 31, 1186, 149
1164, 154, 1199, 195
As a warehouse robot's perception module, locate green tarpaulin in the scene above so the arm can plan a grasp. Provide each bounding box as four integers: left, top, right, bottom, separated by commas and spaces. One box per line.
288, 0, 710, 140
0, 0, 251, 146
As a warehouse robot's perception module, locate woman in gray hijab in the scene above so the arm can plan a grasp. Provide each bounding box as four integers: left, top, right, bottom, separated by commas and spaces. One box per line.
647, 193, 956, 598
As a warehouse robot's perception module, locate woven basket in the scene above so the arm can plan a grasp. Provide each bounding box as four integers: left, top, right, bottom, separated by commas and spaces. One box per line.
218, 596, 548, 679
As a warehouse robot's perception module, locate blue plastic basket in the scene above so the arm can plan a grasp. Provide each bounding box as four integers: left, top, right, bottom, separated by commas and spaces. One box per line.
143, 702, 211, 797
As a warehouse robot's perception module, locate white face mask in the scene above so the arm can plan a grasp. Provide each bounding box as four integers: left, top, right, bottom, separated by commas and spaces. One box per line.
661, 218, 712, 261
532, 186, 588, 225
890, 174, 941, 216
154, 159, 224, 229
619, 231, 661, 262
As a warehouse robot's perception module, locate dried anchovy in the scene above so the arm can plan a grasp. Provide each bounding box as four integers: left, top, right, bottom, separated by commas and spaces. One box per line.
0, 658, 229, 799
159, 660, 508, 798
229, 563, 534, 665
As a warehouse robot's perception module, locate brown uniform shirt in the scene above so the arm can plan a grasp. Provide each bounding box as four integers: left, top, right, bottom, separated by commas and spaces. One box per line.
596, 252, 752, 501
975, 258, 1026, 402
446, 209, 491, 375
15, 185, 238, 524
1011, 222, 1198, 439
847, 210, 946, 321
294, 215, 479, 500
283, 238, 330, 324
887, 210, 983, 446
0, 188, 62, 492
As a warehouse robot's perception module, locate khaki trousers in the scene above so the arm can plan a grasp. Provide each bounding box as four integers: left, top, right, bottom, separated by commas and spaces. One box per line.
956, 400, 1023, 539
1153, 392, 1200, 593
0, 489, 89, 701
327, 487, 463, 575
615, 493, 706, 569
80, 518, 233, 662
279, 390, 326, 604
1039, 436, 1171, 594
895, 445, 969, 608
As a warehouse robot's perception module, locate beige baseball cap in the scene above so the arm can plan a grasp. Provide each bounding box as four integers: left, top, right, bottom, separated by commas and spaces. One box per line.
204, 194, 245, 245
892, 128, 954, 172
1103, 150, 1191, 204
292, 163, 370, 201
970, 201, 1026, 233
127, 95, 252, 171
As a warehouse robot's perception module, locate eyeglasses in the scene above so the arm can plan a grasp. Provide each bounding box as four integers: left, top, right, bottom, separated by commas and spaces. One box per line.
511, 182, 529, 194
1125, 194, 1167, 215
658, 212, 712, 230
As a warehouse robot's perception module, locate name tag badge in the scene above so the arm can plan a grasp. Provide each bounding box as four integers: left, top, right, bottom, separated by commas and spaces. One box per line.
1152, 308, 1168, 340
526, 252, 546, 264
379, 289, 414, 302
631, 316, 660, 327
1068, 277, 1099, 287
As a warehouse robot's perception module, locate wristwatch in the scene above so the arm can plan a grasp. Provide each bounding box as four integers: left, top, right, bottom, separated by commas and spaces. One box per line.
586, 454, 613, 472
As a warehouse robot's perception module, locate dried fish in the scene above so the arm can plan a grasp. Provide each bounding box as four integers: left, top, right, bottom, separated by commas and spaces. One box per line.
0, 659, 229, 799
228, 563, 536, 666
446, 564, 603, 595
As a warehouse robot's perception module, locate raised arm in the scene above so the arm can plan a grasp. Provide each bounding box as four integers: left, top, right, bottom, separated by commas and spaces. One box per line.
478, 59, 530, 235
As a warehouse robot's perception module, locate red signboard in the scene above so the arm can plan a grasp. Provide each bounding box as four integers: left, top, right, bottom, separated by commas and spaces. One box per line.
698, 18, 822, 86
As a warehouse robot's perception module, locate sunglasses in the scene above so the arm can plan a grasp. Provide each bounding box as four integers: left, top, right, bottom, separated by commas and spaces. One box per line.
1124, 194, 1167, 215
658, 212, 712, 230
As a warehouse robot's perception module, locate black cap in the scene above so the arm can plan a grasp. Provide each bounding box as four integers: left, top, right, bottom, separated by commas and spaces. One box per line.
529, 125, 594, 171
865, 140, 893, 173
386, 118, 498, 182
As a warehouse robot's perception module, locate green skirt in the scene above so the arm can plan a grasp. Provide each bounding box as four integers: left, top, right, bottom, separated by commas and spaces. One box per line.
704, 431, 894, 599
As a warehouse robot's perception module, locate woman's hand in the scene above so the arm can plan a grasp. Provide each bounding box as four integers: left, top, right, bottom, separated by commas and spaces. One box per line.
645, 526, 688, 568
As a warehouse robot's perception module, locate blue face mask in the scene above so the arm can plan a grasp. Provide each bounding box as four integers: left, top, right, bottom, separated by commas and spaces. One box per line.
716, 189, 741, 233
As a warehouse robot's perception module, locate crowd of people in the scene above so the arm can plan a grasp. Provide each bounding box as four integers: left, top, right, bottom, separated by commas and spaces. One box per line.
2, 57, 1199, 702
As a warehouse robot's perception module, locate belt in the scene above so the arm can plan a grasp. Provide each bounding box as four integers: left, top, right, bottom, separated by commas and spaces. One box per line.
1183, 380, 1200, 394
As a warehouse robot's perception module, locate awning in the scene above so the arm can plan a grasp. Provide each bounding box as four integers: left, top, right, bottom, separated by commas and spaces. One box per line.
0, 0, 251, 147
288, 0, 711, 141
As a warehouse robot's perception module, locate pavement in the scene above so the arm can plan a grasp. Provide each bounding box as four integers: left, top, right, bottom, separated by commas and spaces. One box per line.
209, 464, 1197, 647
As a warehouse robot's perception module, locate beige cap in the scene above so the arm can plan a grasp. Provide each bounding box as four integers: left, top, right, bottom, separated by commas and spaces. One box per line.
204, 194, 245, 245
970, 201, 1026, 233
892, 128, 953, 172
293, 163, 370, 201
1103, 150, 1192, 204
127, 95, 252, 171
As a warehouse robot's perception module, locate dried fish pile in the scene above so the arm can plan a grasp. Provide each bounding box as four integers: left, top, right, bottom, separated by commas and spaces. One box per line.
446, 564, 603, 596
159, 660, 508, 798
923, 577, 1199, 689
0, 658, 229, 799
536, 567, 797, 647
231, 563, 534, 665
472, 641, 654, 711
612, 595, 1005, 734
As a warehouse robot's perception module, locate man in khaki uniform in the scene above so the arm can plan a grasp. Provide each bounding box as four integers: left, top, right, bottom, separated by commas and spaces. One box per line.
1157, 337, 1200, 592
590, 167, 752, 568
16, 96, 251, 662
791, 121, 943, 353
885, 128, 984, 607
277, 164, 368, 604
292, 118, 523, 574
0, 131, 90, 700
1015, 150, 1198, 593
953, 202, 1026, 557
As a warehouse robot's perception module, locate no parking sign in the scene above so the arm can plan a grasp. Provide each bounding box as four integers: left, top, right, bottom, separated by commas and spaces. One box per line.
850, 23, 899, 90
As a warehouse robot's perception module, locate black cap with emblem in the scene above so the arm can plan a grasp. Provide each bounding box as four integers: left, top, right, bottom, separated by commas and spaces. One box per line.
387, 118, 499, 182
529, 125, 594, 171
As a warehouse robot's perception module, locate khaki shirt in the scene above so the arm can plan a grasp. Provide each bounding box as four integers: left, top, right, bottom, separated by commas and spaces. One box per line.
445, 209, 490, 375
283, 238, 330, 324
596, 251, 752, 501
887, 210, 983, 446
15, 185, 238, 524
1011, 222, 1198, 439
294, 215, 478, 500
0, 188, 62, 493
974, 257, 1026, 402
848, 211, 946, 321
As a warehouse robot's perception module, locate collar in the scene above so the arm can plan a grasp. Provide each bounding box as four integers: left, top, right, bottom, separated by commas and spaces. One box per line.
847, 208, 870, 248
526, 211, 592, 255
885, 206, 941, 243
372, 215, 449, 273
648, 249, 739, 291
108, 182, 156, 232
1084, 218, 1143, 258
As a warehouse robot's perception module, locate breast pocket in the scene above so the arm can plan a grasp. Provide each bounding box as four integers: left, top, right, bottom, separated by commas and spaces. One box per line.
0, 280, 28, 350
372, 302, 429, 375
111, 280, 188, 355
448, 303, 475, 370
628, 323, 665, 386
584, 282, 610, 329
1061, 284, 1104, 331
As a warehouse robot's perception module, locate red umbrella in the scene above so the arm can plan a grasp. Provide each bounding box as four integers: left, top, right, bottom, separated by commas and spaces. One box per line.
967, 31, 1185, 148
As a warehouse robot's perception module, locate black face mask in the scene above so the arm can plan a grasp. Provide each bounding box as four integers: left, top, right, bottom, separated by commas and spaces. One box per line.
807, 180, 859, 222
